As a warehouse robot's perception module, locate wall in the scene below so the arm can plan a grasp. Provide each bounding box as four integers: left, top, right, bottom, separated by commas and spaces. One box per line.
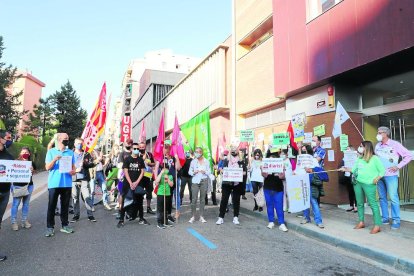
273, 0, 414, 96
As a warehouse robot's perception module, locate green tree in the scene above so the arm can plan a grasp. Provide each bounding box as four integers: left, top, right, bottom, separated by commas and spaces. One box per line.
0, 36, 26, 132
23, 97, 55, 140
49, 81, 87, 144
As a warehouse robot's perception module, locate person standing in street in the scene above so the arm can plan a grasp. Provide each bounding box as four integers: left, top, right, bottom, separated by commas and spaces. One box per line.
0, 130, 14, 261
154, 168, 174, 229
138, 142, 156, 215
71, 138, 96, 223
312, 135, 326, 206
92, 148, 111, 210
341, 141, 385, 234
375, 126, 412, 230
179, 151, 193, 204
250, 148, 264, 212
44, 133, 76, 237
188, 147, 211, 223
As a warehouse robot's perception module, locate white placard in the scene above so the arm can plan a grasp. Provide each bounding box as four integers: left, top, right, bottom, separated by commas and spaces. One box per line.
258, 133, 265, 142
296, 154, 314, 169
0, 160, 32, 183
344, 151, 358, 169
59, 156, 73, 173
328, 150, 335, 162
303, 132, 313, 144
286, 173, 311, 213
321, 137, 332, 149
222, 167, 243, 182
262, 158, 284, 173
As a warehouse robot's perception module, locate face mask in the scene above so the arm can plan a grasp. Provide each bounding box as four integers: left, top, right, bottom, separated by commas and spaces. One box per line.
311, 141, 317, 148
280, 154, 286, 159
5, 140, 13, 148
21, 153, 30, 159
231, 152, 238, 157
254, 155, 260, 160
194, 153, 201, 159
139, 149, 145, 154
132, 150, 140, 155
62, 140, 69, 147
185, 153, 191, 158
75, 144, 82, 150
125, 146, 131, 150
301, 151, 307, 154
376, 134, 383, 142
357, 146, 364, 154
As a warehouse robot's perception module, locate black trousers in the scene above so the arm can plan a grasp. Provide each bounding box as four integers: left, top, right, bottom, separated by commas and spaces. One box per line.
219, 184, 242, 218
157, 195, 172, 224
119, 183, 144, 221
205, 179, 217, 205
47, 188, 72, 228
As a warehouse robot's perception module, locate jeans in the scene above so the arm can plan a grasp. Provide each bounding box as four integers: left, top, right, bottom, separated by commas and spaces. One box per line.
11, 185, 34, 223
0, 191, 11, 225
173, 179, 181, 211
180, 176, 192, 203
72, 180, 93, 217
264, 189, 285, 224
191, 178, 207, 217
354, 181, 382, 226
304, 196, 323, 225
95, 171, 109, 204
377, 176, 400, 224
47, 188, 72, 228
219, 184, 242, 218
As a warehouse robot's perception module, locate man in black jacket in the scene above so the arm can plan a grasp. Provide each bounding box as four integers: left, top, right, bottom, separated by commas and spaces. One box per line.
179, 152, 193, 204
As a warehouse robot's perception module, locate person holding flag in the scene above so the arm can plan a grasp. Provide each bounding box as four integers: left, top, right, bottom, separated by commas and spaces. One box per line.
138, 142, 156, 215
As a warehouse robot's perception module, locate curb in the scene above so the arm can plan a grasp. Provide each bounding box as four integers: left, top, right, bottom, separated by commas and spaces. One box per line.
240, 206, 414, 274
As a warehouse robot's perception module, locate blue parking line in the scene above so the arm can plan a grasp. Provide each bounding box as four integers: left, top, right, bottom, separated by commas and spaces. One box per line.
187, 228, 217, 249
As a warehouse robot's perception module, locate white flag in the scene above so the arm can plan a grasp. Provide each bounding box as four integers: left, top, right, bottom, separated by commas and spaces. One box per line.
332, 101, 350, 138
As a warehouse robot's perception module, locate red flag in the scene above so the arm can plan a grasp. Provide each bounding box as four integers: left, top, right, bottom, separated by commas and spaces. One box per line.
139, 119, 146, 142
215, 138, 220, 164
170, 114, 186, 166
153, 110, 165, 163
82, 83, 107, 152
287, 121, 299, 151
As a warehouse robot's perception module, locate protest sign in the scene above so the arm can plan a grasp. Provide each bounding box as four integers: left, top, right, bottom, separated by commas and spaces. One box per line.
344, 150, 358, 169
0, 160, 32, 183
314, 124, 326, 136
296, 154, 314, 169
321, 137, 332, 149
292, 112, 306, 142
340, 134, 349, 151
303, 132, 313, 144
222, 167, 243, 182
240, 130, 254, 142
286, 173, 311, 213
272, 132, 289, 146
262, 158, 284, 173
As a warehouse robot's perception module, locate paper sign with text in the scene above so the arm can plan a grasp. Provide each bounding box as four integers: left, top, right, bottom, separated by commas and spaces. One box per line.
344, 150, 358, 169
313, 124, 326, 136
222, 167, 243, 182
296, 154, 314, 169
272, 132, 290, 145
240, 130, 254, 142
321, 137, 332, 149
0, 160, 32, 183
286, 173, 311, 213
262, 158, 284, 173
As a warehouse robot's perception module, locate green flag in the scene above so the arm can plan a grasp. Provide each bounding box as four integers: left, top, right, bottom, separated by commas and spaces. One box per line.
0, 119, 5, 130
181, 108, 213, 169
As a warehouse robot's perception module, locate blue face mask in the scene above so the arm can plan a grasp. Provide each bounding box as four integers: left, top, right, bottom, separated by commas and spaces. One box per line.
133, 149, 140, 155
5, 140, 13, 148
75, 144, 83, 150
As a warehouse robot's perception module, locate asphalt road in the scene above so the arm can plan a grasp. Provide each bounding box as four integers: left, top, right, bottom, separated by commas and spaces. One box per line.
0, 191, 405, 276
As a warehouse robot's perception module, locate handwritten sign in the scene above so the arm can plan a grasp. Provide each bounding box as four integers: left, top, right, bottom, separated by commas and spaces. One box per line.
313, 124, 326, 136
273, 132, 290, 145
344, 150, 358, 169
222, 167, 243, 182
240, 130, 254, 142
262, 158, 284, 173
286, 173, 311, 213
296, 154, 314, 169
340, 134, 349, 151
0, 160, 32, 183
321, 137, 332, 149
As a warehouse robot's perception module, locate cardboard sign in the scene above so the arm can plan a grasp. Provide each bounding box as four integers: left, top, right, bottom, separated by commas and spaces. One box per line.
262, 158, 284, 173
313, 124, 326, 136
0, 160, 32, 183
222, 167, 243, 182
240, 130, 254, 142
286, 173, 311, 213
321, 137, 332, 149
296, 154, 314, 169
273, 132, 290, 145
340, 134, 349, 151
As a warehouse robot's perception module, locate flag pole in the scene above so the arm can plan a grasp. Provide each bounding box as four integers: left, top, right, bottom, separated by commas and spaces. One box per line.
349, 117, 364, 140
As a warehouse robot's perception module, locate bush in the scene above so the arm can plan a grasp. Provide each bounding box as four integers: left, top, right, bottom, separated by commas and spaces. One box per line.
8, 135, 47, 170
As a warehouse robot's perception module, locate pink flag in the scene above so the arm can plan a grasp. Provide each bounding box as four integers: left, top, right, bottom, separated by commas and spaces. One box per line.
139, 119, 146, 142
153, 110, 165, 163
170, 114, 186, 166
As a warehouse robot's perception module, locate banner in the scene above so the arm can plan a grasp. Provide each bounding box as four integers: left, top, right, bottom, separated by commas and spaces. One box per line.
286, 173, 311, 213
296, 154, 314, 169
120, 116, 131, 143
240, 130, 254, 142
262, 158, 284, 173
81, 83, 107, 152
0, 160, 32, 183
222, 167, 243, 182
181, 108, 213, 169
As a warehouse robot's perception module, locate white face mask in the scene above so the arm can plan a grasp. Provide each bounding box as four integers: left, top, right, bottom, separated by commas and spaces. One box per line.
311, 141, 317, 148
280, 154, 286, 159
194, 153, 202, 159
376, 134, 383, 142
357, 146, 364, 154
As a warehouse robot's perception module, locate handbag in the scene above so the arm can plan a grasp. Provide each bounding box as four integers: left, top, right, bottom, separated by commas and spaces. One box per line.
124, 189, 134, 208
134, 185, 146, 195
12, 185, 30, 198
254, 187, 265, 208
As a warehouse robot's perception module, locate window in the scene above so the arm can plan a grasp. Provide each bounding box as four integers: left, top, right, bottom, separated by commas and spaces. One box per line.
306, 0, 343, 22
153, 84, 174, 106
238, 15, 273, 60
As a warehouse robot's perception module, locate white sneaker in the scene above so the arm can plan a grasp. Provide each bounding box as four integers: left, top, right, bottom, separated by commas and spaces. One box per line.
279, 223, 288, 232
104, 203, 112, 211
188, 217, 195, 224
233, 217, 240, 225
216, 217, 224, 225
267, 222, 275, 229
199, 217, 207, 223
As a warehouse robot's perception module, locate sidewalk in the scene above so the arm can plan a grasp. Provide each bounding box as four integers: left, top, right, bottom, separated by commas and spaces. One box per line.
239, 192, 414, 274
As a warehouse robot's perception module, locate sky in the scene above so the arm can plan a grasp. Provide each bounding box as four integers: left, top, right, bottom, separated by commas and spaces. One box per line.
0, 0, 232, 115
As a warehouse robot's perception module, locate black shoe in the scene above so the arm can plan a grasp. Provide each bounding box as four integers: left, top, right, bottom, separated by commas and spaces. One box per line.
55, 211, 60, 216
117, 221, 124, 228
69, 209, 74, 215
253, 206, 258, 211
70, 216, 80, 223
147, 207, 155, 214
258, 207, 263, 212
167, 215, 176, 224
242, 195, 247, 200
157, 223, 166, 229
88, 216, 97, 222
116, 213, 121, 220
0, 254, 6, 261
125, 214, 131, 220
213, 202, 218, 206
138, 218, 150, 225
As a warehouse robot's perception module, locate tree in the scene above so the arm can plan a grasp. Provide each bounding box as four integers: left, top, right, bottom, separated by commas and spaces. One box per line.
49, 81, 87, 144
23, 97, 54, 140
0, 36, 26, 132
